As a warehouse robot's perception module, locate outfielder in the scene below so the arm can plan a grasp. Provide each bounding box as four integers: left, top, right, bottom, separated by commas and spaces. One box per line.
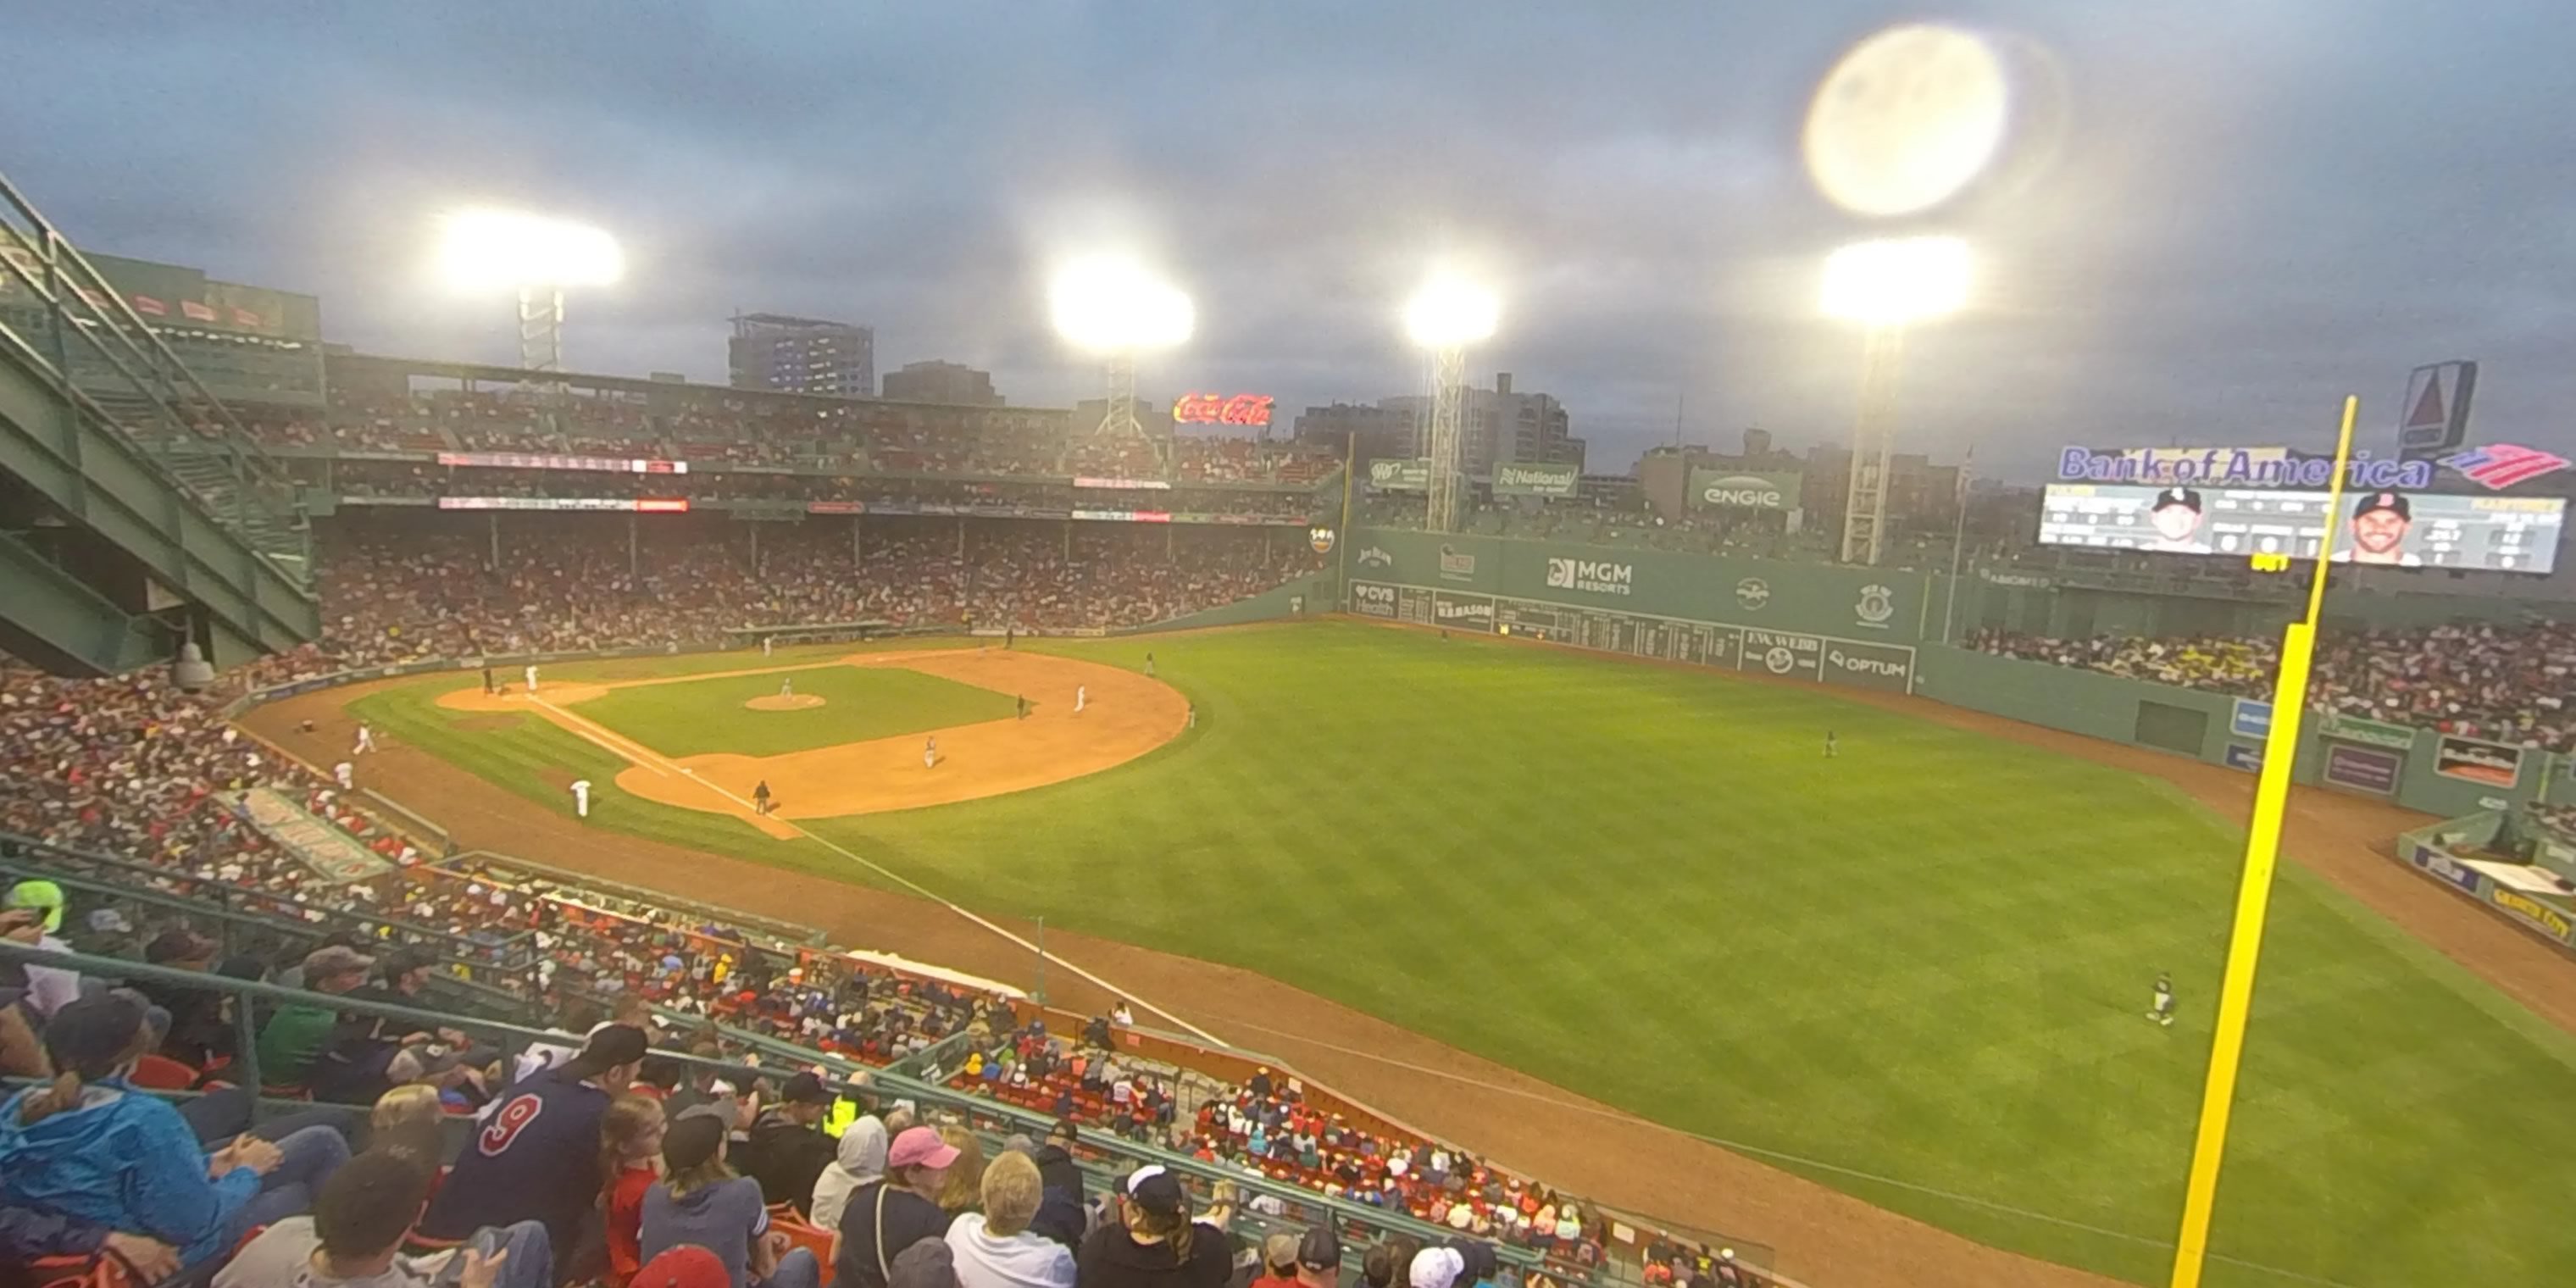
333, 760, 354, 790
924, 736, 938, 769
569, 779, 592, 819
1824, 730, 1838, 758
524, 663, 539, 694
1075, 685, 1088, 714
1144, 652, 1156, 678
353, 723, 376, 756
2149, 973, 2176, 1027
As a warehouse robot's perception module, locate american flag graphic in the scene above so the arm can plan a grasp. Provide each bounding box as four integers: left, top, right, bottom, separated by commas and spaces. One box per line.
2441, 443, 2570, 490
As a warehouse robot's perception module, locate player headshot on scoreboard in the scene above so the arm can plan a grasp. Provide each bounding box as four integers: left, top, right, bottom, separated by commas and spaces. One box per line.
2333, 490, 2423, 565
2144, 486, 2212, 553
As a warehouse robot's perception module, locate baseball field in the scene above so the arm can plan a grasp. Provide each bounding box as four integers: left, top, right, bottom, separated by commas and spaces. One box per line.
296, 621, 2576, 1288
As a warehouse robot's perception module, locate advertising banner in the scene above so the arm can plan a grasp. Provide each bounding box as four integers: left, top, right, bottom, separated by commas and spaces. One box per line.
2318, 712, 2416, 751
2491, 890, 2575, 944
2323, 743, 2402, 794
1432, 591, 1496, 631
1689, 469, 1802, 511
2230, 698, 2272, 740
1368, 458, 1431, 491
436, 452, 686, 474
2435, 734, 2523, 787
1351, 581, 1399, 619
1070, 509, 1174, 523
2225, 744, 2263, 773
1492, 462, 1580, 497
2410, 842, 2489, 897
1073, 476, 1173, 491
236, 788, 393, 883
1739, 629, 1824, 682
1821, 640, 1914, 692
436, 497, 691, 512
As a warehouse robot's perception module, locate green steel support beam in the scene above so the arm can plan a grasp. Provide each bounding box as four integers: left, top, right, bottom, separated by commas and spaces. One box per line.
0, 526, 168, 674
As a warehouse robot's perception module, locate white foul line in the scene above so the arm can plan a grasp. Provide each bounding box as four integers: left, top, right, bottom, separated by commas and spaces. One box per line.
525, 691, 1228, 1046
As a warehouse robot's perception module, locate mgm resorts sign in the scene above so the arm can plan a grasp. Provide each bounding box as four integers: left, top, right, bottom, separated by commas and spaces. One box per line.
1546, 556, 1634, 596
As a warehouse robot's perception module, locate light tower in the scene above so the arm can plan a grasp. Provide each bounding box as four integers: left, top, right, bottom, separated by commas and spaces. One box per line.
436, 209, 624, 382
1819, 236, 1969, 564
1404, 277, 1500, 534
1048, 255, 1195, 444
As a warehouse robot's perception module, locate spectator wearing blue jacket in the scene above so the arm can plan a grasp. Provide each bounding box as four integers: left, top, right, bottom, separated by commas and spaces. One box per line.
0, 994, 351, 1268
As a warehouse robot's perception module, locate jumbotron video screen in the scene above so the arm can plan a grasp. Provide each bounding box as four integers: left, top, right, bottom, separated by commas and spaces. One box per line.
2037, 483, 2566, 572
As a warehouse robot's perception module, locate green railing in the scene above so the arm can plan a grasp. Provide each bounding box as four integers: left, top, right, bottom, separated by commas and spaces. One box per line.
0, 831, 541, 975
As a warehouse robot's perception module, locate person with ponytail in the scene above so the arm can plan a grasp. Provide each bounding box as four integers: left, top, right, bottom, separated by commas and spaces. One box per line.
0, 994, 352, 1268
1073, 1167, 1229, 1288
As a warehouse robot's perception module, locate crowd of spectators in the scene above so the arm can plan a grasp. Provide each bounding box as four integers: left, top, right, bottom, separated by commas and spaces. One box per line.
1968, 619, 2576, 752
236, 385, 1344, 491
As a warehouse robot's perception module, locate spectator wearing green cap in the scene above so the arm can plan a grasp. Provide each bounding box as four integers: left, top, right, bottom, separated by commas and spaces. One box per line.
3, 879, 80, 1019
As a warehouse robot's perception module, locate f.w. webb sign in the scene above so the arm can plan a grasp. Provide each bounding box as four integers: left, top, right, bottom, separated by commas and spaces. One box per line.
1546, 556, 1634, 595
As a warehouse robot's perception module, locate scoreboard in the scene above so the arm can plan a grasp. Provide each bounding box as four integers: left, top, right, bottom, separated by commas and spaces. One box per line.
1352, 582, 1915, 693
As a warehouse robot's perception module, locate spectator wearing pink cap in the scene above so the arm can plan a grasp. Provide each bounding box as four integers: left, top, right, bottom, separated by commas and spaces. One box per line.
831, 1124, 958, 1288
1074, 1166, 1229, 1288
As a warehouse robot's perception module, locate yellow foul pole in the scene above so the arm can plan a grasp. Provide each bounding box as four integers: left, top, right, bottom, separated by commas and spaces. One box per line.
2167, 395, 2359, 1288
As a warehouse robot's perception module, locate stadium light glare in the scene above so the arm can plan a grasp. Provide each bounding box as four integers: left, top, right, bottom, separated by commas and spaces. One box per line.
1820, 236, 1971, 327
1403, 277, 1500, 348
1047, 255, 1195, 353
436, 209, 625, 292
1802, 24, 2010, 217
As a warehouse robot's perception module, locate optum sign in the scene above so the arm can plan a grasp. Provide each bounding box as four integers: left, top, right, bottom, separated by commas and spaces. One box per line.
1690, 469, 1802, 511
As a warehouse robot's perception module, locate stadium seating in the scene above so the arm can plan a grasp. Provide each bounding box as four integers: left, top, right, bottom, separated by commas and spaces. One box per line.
1968, 621, 2576, 752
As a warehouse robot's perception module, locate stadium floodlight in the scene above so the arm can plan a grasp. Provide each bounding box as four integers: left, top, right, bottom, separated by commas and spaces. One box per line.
1403, 276, 1500, 534
1403, 278, 1500, 349
435, 209, 623, 380
1822, 236, 1971, 566
1047, 254, 1194, 442
1819, 235, 1971, 327
436, 209, 624, 292
1047, 255, 1195, 354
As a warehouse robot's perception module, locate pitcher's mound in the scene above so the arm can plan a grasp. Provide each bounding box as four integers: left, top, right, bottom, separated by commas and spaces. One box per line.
745, 694, 825, 712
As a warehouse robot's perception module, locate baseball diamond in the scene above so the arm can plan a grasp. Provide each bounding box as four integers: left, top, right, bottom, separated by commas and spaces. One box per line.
215, 619, 2576, 1288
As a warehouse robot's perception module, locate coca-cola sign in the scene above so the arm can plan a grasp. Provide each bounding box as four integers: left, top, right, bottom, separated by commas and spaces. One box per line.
1172, 392, 1274, 426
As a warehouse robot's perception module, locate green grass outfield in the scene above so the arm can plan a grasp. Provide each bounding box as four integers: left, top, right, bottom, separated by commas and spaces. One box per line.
349, 622, 2576, 1288
572, 662, 1019, 758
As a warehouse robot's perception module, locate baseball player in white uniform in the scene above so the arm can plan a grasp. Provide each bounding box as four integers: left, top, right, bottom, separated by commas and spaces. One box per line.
780, 677, 794, 698
570, 779, 592, 819
2149, 972, 2176, 1027
333, 760, 354, 790
353, 724, 376, 756
924, 736, 937, 769
1075, 685, 1088, 714
524, 663, 539, 694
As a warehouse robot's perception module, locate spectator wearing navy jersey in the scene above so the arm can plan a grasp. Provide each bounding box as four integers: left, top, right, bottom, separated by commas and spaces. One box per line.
415, 1024, 648, 1274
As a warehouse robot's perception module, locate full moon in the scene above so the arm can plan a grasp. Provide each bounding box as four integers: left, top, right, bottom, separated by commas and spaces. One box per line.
1802, 24, 2009, 217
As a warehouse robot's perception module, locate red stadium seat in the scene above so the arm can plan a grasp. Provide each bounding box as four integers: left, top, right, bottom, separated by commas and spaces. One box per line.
128, 1053, 200, 1090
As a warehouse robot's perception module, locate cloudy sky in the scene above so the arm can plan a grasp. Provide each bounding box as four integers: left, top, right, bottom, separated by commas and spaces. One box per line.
6, 1, 2571, 479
